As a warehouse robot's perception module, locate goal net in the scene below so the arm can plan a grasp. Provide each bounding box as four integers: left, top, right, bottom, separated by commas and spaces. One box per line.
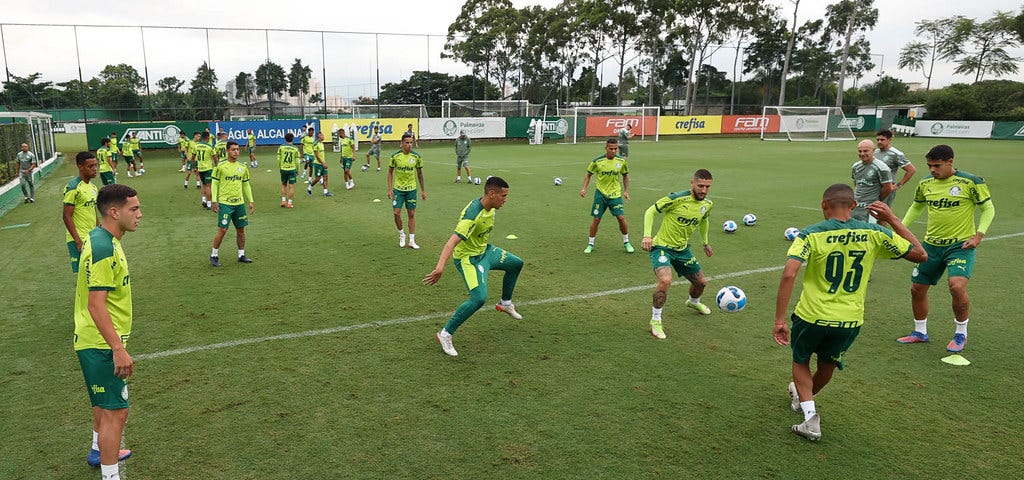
760, 106, 856, 141
348, 104, 427, 119
229, 114, 268, 121
442, 100, 540, 118
560, 106, 661, 144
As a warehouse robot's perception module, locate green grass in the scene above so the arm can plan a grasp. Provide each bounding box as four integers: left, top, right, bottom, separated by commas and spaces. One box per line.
2, 136, 1022, 479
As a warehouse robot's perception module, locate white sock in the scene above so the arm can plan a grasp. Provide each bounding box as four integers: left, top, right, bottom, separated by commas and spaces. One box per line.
281, 196, 286, 202
409, 234, 416, 243
439, 328, 452, 338
101, 464, 119, 480
955, 319, 968, 336
238, 249, 245, 258
914, 319, 928, 335
456, 176, 461, 181
500, 299, 512, 306
398, 229, 405, 237
688, 296, 700, 304
622, 234, 630, 243
92, 431, 99, 450
651, 307, 662, 320
588, 236, 595, 245
800, 400, 816, 421
201, 195, 207, 204
323, 188, 328, 194
211, 248, 219, 257
287, 199, 293, 205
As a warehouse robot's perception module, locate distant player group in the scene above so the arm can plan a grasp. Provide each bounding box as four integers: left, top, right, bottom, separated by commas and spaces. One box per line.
53, 125, 996, 478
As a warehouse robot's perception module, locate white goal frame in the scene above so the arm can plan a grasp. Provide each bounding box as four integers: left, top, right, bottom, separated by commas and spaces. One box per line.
229, 114, 268, 121
760, 106, 856, 142
564, 106, 660, 144
441, 99, 538, 118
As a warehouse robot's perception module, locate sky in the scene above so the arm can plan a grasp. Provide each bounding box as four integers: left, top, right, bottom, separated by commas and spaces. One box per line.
1, 0, 1021, 104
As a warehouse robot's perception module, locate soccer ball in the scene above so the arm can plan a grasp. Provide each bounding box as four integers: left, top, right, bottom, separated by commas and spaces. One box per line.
716, 286, 747, 313
742, 213, 757, 226
360, 164, 369, 172
784, 227, 800, 241
474, 177, 481, 185
723, 220, 738, 233
554, 177, 563, 186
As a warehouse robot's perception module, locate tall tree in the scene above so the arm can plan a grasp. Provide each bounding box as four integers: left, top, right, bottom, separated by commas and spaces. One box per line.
2, 73, 53, 109
255, 61, 288, 117
152, 76, 189, 120
234, 71, 256, 113
948, 12, 1021, 82
444, 0, 515, 100
287, 59, 312, 116
94, 64, 144, 114
898, 18, 959, 91
189, 62, 225, 120
828, 0, 878, 106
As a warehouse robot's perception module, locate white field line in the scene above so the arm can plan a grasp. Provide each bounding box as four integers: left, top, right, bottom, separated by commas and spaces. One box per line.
135, 233, 1022, 361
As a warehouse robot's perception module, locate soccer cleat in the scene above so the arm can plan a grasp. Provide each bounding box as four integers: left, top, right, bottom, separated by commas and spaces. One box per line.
376, 167, 381, 172
583, 244, 594, 254
791, 413, 822, 441
324, 192, 334, 197
209, 256, 220, 267
896, 331, 929, 344
307, 187, 312, 196
495, 303, 523, 320
399, 233, 407, 248
238, 255, 253, 264
454, 178, 460, 183
436, 330, 458, 356
86, 448, 132, 467
126, 171, 133, 177
686, 300, 712, 315
650, 320, 666, 339
29, 198, 35, 203
788, 382, 801, 413
280, 201, 286, 208
946, 333, 967, 352
624, 242, 635, 253
286, 204, 294, 209
408, 241, 420, 250
195, 181, 200, 188
184, 183, 188, 189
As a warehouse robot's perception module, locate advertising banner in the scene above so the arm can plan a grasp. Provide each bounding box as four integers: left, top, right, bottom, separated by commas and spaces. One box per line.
990, 122, 1024, 140
419, 117, 506, 140
584, 116, 659, 137
211, 120, 315, 146
837, 115, 876, 131
505, 117, 569, 139
318, 118, 418, 143
657, 116, 723, 135
86, 121, 208, 150
721, 115, 779, 134
914, 120, 993, 139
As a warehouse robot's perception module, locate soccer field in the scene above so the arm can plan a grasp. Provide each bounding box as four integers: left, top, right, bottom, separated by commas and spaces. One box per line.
2, 136, 1022, 479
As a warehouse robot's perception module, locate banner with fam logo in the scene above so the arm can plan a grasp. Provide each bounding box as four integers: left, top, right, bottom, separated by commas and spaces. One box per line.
419, 118, 506, 140
212, 120, 317, 146
914, 120, 993, 139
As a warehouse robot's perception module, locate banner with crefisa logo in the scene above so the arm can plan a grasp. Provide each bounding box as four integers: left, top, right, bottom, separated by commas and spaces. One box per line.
914, 120, 993, 139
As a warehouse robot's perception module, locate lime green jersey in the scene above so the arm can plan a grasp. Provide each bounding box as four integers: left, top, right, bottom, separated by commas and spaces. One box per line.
277, 144, 300, 171
301, 134, 316, 156
214, 140, 227, 161
314, 141, 326, 165
646, 190, 712, 250
211, 161, 253, 206
192, 143, 215, 172
788, 218, 913, 327
340, 138, 355, 158
96, 147, 113, 173
587, 155, 629, 198
247, 133, 256, 147
109, 137, 120, 154
453, 198, 495, 259
389, 150, 423, 191
909, 171, 992, 246
178, 137, 189, 152
129, 137, 141, 152
62, 177, 98, 242
74, 227, 132, 350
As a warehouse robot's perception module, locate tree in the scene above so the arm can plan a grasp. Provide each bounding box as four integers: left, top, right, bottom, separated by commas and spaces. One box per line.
255, 61, 288, 117
189, 62, 226, 120
288, 58, 312, 116
444, 0, 516, 100
234, 71, 256, 112
151, 76, 189, 120
898, 18, 959, 91
827, 0, 878, 106
948, 12, 1021, 82
379, 71, 498, 106
2, 73, 53, 109
94, 64, 144, 114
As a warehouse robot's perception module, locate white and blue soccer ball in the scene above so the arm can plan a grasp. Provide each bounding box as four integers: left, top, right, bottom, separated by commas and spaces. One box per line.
554, 177, 563, 186
723, 220, 738, 233
742, 213, 757, 226
716, 286, 747, 313
474, 177, 481, 185
784, 227, 800, 241
360, 164, 369, 172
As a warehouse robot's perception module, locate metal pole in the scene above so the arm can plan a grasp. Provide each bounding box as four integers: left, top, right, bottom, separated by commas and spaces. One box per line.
375, 34, 380, 119
73, 26, 87, 123
265, 29, 272, 118
320, 32, 327, 114
1, 25, 14, 110
140, 27, 152, 120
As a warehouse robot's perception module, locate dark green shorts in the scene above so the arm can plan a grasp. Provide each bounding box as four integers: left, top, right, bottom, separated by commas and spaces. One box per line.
340, 157, 354, 170
314, 163, 329, 177
650, 246, 701, 277
280, 170, 297, 185
913, 242, 976, 285
619, 144, 629, 157
789, 314, 861, 370
199, 170, 213, 185
68, 241, 81, 273
591, 191, 624, 219
217, 203, 248, 229
186, 160, 196, 170
100, 172, 116, 185
393, 189, 417, 210
457, 156, 469, 168
77, 349, 130, 410
123, 156, 136, 165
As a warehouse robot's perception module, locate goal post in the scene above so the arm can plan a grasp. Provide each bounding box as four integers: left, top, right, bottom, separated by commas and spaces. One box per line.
760, 106, 856, 142
350, 104, 428, 119
441, 99, 540, 118
229, 114, 268, 121
561, 106, 660, 144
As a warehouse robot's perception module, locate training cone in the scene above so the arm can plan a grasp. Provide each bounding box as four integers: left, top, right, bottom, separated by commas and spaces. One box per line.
506, 234, 518, 240
373, 199, 381, 203
940, 354, 971, 366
